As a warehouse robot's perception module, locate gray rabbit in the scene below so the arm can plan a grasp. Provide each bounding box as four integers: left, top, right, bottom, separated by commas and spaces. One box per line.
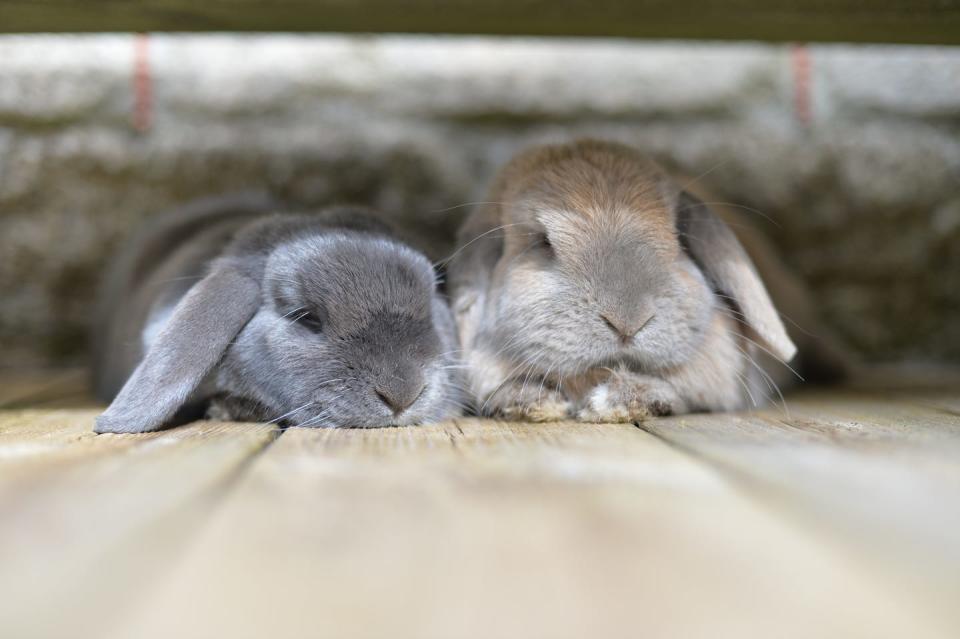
93, 192, 463, 433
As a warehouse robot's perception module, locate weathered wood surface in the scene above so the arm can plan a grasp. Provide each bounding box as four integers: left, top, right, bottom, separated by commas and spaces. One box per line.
0, 0, 959, 44
112, 420, 946, 639
641, 389, 960, 633
0, 402, 278, 639
0, 374, 957, 638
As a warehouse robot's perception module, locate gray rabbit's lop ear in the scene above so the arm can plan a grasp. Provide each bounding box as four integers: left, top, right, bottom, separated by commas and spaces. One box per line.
95, 266, 261, 434
676, 192, 797, 363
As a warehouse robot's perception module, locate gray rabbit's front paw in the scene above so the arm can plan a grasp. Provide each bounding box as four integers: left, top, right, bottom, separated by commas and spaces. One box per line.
577, 373, 682, 423
205, 397, 237, 422
481, 379, 572, 422
205, 395, 269, 423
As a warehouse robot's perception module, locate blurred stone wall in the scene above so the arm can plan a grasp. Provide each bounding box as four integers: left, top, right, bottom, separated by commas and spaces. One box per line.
1, 35, 958, 368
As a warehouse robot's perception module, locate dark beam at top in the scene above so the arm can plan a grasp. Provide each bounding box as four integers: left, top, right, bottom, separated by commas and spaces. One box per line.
0, 0, 959, 44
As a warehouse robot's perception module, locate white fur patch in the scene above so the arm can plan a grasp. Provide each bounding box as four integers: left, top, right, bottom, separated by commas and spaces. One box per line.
589, 384, 612, 412
455, 290, 484, 351
469, 348, 509, 399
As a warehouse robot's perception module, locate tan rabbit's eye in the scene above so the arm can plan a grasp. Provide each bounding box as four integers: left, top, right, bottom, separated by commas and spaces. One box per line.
537, 233, 553, 254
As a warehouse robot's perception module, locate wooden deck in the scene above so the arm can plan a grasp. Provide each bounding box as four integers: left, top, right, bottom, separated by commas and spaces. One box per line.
1, 371, 958, 638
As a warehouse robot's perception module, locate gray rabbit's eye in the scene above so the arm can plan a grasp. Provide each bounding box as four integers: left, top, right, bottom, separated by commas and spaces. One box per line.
295, 311, 324, 333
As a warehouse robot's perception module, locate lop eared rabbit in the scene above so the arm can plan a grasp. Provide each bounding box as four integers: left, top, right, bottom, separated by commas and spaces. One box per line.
450, 139, 844, 422
94, 193, 462, 433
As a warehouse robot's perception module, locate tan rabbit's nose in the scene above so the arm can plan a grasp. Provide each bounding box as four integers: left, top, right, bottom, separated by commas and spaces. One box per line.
375, 382, 426, 416
601, 312, 655, 345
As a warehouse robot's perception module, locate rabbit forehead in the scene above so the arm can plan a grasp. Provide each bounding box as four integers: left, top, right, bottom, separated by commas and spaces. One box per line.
503, 149, 677, 250
268, 234, 435, 318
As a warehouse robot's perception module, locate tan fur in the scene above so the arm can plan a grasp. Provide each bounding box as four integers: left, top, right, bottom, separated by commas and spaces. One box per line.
684, 182, 853, 386
495, 140, 679, 257
450, 139, 824, 422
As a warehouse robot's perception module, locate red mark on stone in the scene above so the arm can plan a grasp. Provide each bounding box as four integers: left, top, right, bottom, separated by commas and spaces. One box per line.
133, 33, 152, 133
791, 43, 812, 127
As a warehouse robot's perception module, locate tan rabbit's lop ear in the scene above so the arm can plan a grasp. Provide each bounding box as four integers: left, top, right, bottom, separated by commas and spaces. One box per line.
676, 192, 797, 363
95, 265, 261, 434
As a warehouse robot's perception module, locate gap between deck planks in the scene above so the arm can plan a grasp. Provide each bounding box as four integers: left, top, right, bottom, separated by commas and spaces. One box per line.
0, 374, 958, 638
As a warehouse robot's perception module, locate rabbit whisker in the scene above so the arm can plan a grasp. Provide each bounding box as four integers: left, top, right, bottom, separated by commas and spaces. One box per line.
732, 341, 790, 415
428, 200, 507, 215
279, 306, 308, 320
729, 362, 760, 409
267, 401, 316, 425
479, 352, 544, 415
298, 408, 336, 428
435, 223, 525, 267
713, 293, 818, 341
678, 158, 731, 193
727, 328, 804, 381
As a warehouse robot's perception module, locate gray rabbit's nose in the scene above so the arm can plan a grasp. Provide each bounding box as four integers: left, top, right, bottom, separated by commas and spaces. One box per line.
375, 382, 426, 415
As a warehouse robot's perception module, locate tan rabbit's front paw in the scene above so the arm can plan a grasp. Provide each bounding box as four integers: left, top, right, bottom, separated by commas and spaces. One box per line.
577, 374, 683, 423
481, 380, 572, 422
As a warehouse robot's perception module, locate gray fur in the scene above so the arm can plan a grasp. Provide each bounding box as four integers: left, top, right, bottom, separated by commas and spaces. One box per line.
94, 196, 462, 433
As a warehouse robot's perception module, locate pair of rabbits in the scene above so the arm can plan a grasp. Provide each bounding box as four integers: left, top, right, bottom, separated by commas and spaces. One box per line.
95, 139, 840, 433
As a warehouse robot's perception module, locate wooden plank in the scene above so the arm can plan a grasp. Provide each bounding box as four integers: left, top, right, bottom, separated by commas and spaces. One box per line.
0, 410, 278, 639
112, 419, 942, 639
640, 388, 960, 633
0, 408, 138, 466
849, 367, 960, 417
911, 394, 960, 417
0, 0, 959, 44
0, 369, 91, 409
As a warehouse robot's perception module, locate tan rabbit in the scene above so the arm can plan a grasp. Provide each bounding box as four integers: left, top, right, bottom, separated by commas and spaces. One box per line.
449, 139, 845, 422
